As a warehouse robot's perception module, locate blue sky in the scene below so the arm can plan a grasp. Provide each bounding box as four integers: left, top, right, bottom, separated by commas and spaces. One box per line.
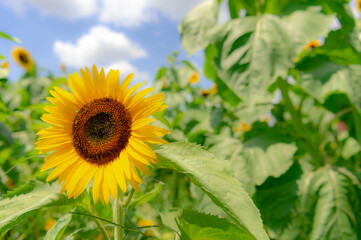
0, 0, 220, 86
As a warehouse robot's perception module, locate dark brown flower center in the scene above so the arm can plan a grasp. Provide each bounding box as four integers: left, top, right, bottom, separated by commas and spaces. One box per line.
19, 52, 29, 64
72, 98, 132, 165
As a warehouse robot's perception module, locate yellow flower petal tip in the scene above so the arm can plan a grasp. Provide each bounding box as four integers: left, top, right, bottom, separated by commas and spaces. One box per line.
36, 66, 170, 205
11, 46, 34, 70
357, 0, 361, 12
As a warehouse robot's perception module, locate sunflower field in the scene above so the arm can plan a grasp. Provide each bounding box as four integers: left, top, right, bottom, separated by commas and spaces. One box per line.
1, 0, 361, 239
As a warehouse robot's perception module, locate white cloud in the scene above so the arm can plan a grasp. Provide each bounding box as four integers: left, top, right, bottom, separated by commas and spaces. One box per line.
2, 0, 206, 26
0, 0, 27, 15
54, 25, 147, 67
28, 0, 98, 18
99, 0, 156, 27
99, 0, 204, 27
1, 0, 98, 18
54, 25, 149, 83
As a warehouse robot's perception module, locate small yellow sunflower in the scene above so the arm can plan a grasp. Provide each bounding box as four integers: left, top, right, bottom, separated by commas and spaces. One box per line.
188, 72, 199, 84
1, 60, 9, 69
234, 121, 252, 132
200, 89, 210, 97
138, 219, 154, 235
11, 46, 33, 70
304, 40, 322, 50
357, 0, 361, 12
36, 66, 170, 205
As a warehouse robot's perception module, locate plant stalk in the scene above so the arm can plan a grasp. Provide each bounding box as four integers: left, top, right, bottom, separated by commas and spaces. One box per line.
87, 207, 111, 240
114, 189, 124, 240
278, 78, 324, 165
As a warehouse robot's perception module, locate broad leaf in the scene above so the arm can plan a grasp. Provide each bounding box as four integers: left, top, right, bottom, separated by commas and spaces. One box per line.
297, 63, 361, 107
208, 10, 333, 106
44, 214, 72, 240
233, 122, 297, 192
179, 0, 221, 55
281, 167, 360, 239
0, 179, 88, 237
178, 209, 255, 240
155, 142, 269, 240
253, 162, 303, 239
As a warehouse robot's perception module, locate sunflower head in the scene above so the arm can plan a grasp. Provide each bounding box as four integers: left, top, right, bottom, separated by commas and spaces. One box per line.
1, 60, 9, 69
357, 0, 361, 12
36, 66, 170, 205
200, 89, 210, 97
304, 40, 322, 50
189, 72, 199, 85
11, 46, 34, 70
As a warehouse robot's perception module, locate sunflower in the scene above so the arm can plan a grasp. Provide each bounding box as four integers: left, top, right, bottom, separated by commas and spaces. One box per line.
188, 71, 199, 84
304, 40, 322, 50
11, 46, 33, 70
36, 66, 170, 205
357, 0, 361, 13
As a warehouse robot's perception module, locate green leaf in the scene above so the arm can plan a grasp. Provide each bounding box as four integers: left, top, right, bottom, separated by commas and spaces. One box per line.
178, 209, 255, 240
234, 123, 297, 188
155, 67, 167, 80
208, 10, 333, 106
44, 214, 72, 240
0, 120, 13, 145
127, 183, 163, 211
182, 60, 197, 71
0, 31, 20, 43
153, 111, 172, 129
281, 167, 360, 239
0, 67, 9, 79
0, 179, 88, 237
204, 44, 241, 107
155, 142, 269, 240
253, 162, 303, 239
342, 137, 361, 159
228, 0, 247, 18
297, 63, 361, 107
179, 0, 220, 55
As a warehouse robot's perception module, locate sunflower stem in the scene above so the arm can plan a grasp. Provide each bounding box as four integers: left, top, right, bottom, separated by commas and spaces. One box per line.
122, 188, 135, 208
114, 189, 124, 240
86, 207, 111, 240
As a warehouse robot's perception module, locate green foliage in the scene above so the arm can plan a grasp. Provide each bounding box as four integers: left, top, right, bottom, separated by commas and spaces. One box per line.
2, 0, 361, 239
156, 142, 269, 240
179, 0, 221, 55
44, 213, 72, 240
0, 31, 20, 43
0, 179, 89, 238
178, 209, 255, 240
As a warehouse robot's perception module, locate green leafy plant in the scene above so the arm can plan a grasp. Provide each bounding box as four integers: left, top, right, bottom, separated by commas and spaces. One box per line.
1, 0, 361, 239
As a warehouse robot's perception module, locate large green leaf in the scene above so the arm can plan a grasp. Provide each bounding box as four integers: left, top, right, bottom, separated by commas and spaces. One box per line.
179, 0, 221, 55
233, 123, 297, 192
297, 63, 361, 107
208, 10, 333, 106
155, 142, 269, 240
178, 209, 255, 240
0, 179, 88, 237
44, 213, 72, 240
253, 162, 303, 239
281, 167, 360, 239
